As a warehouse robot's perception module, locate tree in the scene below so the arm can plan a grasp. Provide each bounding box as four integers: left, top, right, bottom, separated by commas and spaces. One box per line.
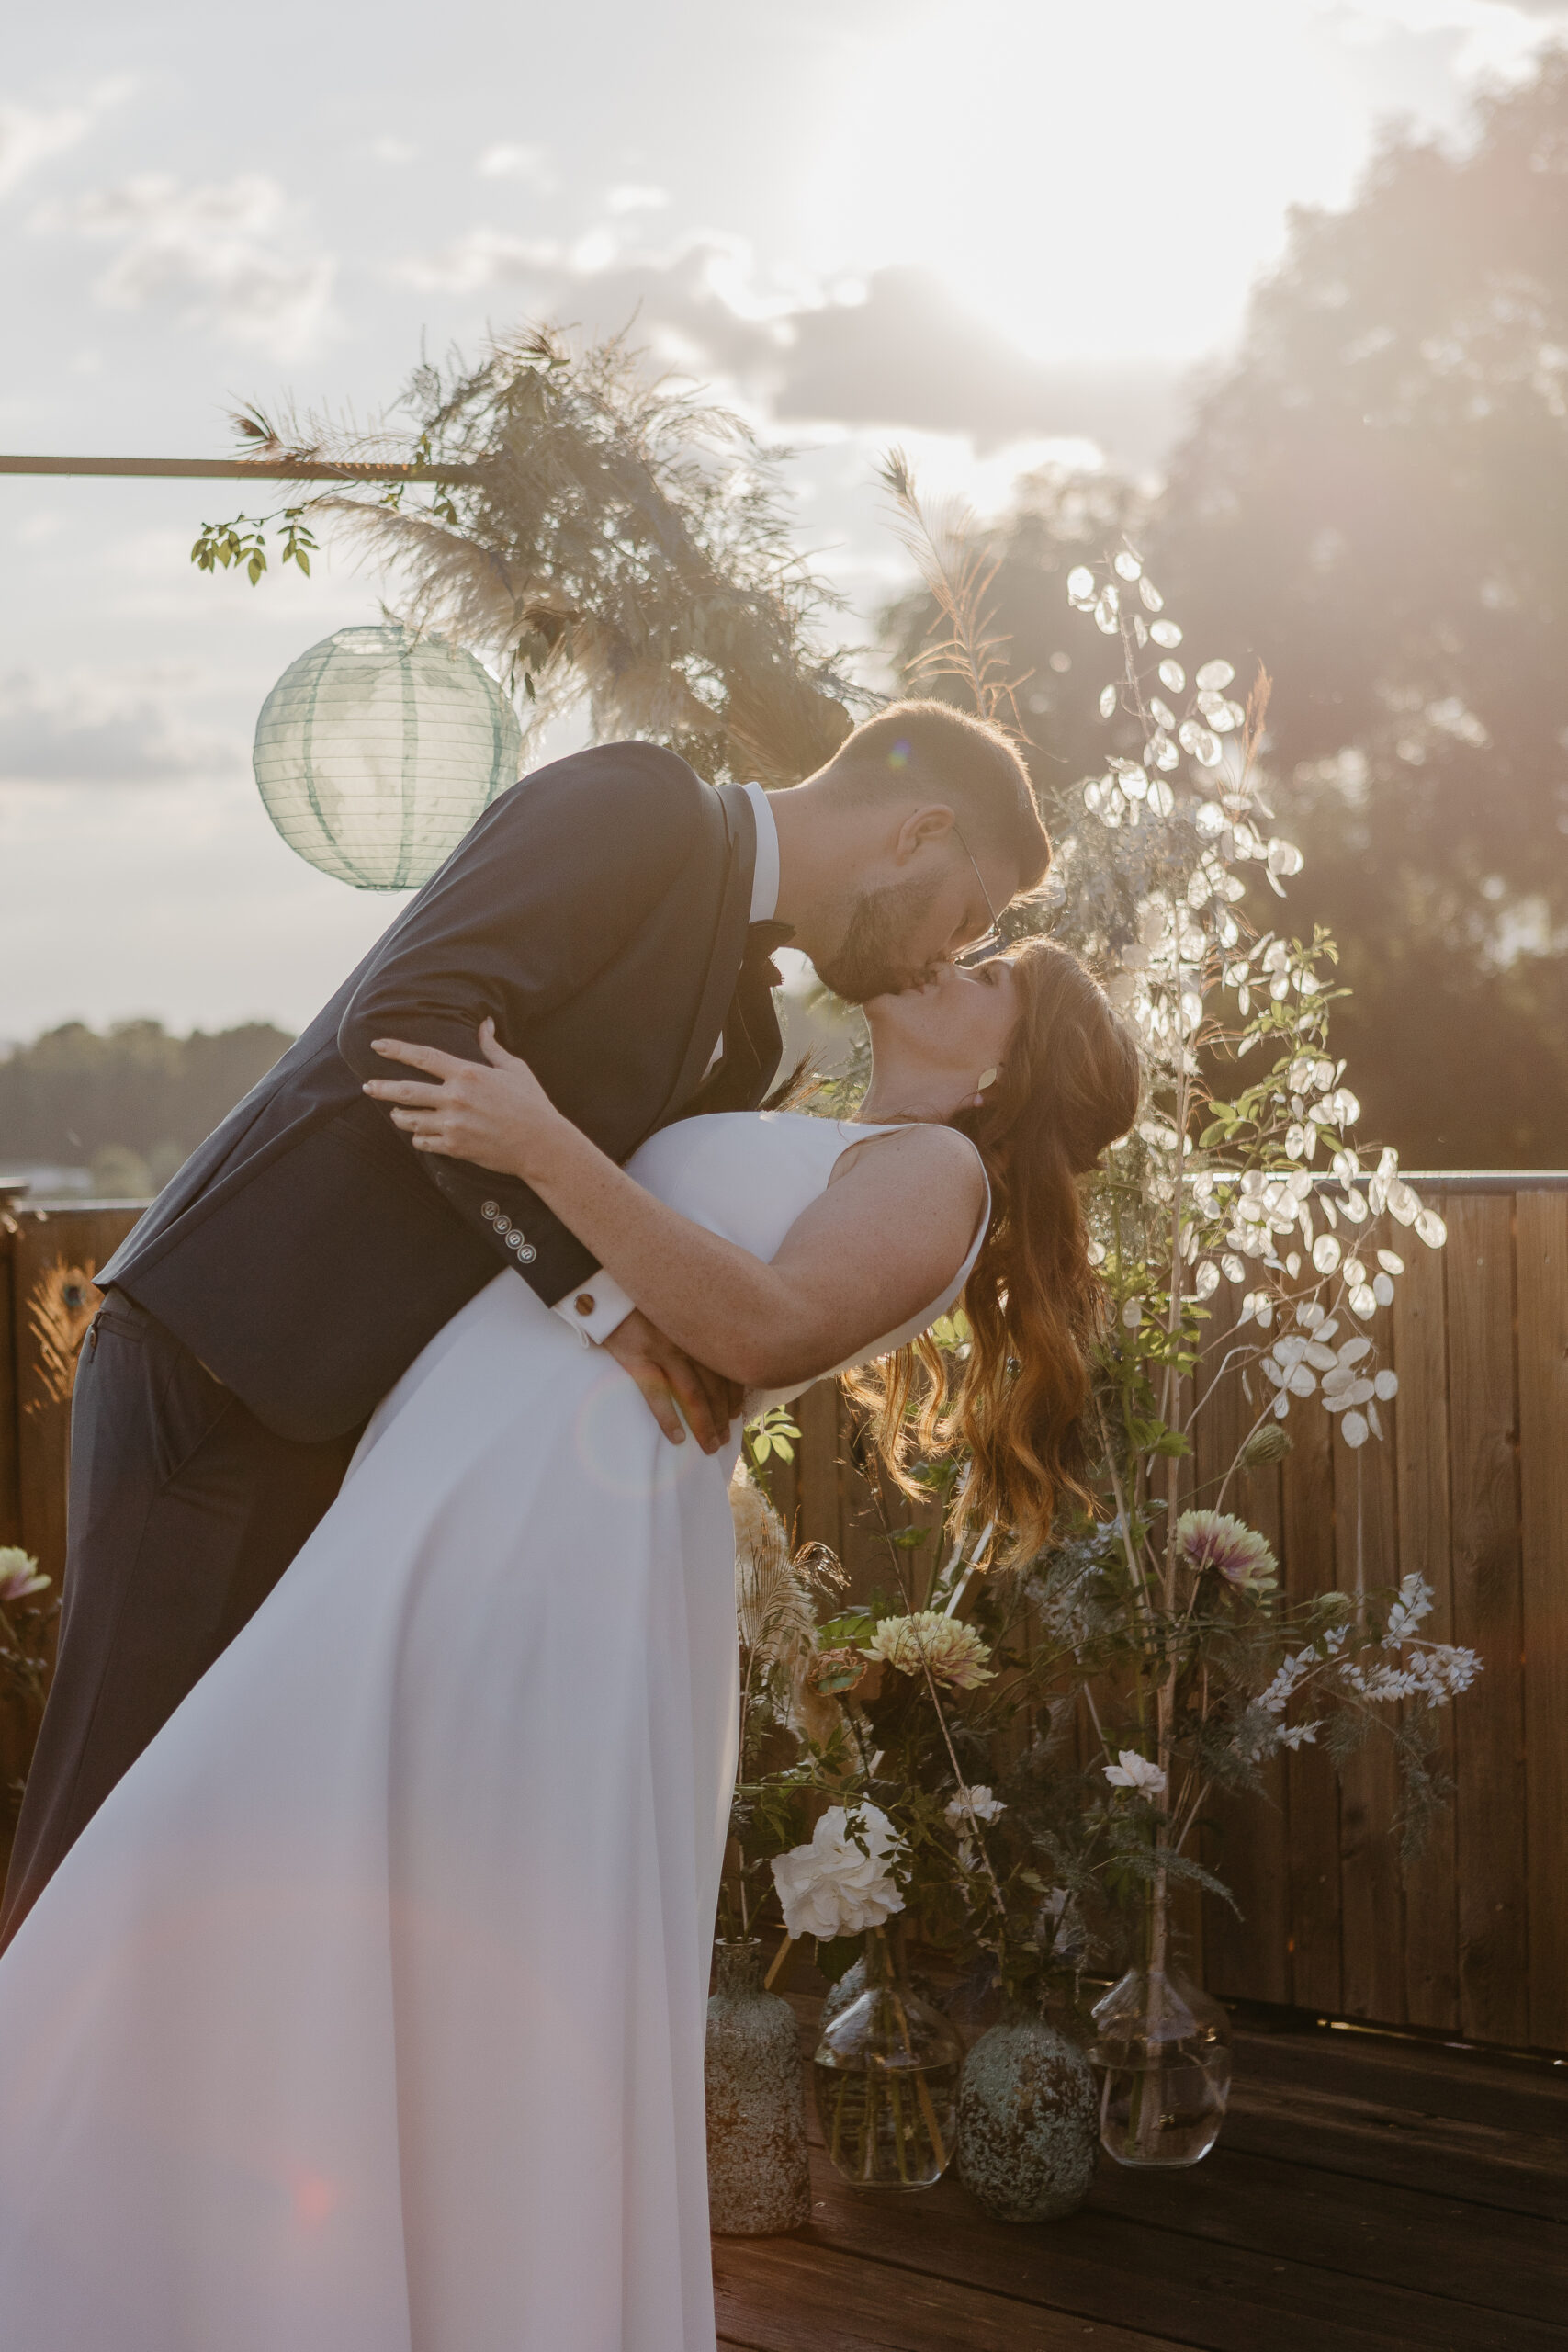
883, 54, 1568, 1167
1156, 51, 1568, 1166
0, 1021, 293, 1183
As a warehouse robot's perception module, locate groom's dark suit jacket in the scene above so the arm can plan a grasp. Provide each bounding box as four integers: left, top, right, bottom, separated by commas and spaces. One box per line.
97, 743, 783, 1443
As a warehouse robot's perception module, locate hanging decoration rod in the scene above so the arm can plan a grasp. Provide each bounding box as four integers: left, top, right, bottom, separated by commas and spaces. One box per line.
0, 456, 479, 481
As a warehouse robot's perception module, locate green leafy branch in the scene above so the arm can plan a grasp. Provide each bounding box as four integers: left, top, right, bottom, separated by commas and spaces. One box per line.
190, 505, 320, 584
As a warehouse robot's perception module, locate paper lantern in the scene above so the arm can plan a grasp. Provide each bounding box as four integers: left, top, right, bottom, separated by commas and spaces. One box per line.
253, 624, 522, 889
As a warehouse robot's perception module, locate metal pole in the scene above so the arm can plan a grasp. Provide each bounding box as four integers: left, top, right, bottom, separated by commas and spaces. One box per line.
0, 456, 479, 481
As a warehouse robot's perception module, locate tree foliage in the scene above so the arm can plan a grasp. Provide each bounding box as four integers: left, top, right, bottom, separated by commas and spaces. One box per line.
1156, 52, 1568, 1167
884, 56, 1568, 1166
0, 1021, 292, 1176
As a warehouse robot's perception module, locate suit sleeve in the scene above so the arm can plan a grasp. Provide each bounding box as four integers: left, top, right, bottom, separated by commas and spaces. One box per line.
337, 742, 705, 1308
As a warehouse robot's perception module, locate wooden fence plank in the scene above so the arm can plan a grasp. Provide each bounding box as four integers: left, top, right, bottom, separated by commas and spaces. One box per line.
1515, 1192, 1568, 2051
1393, 1235, 1460, 2031
0, 1223, 18, 1549
792, 1381, 841, 1556
1334, 1381, 1405, 2026
1280, 1384, 1343, 2013
10, 1207, 140, 1581
1445, 1196, 1529, 2046
1196, 1281, 1289, 2005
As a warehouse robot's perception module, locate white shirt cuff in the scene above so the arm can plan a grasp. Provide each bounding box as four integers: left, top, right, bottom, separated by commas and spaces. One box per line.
549, 1270, 637, 1347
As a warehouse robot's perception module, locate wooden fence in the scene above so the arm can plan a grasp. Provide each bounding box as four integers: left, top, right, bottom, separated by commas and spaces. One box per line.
767, 1177, 1568, 2060
3, 1182, 1566, 2053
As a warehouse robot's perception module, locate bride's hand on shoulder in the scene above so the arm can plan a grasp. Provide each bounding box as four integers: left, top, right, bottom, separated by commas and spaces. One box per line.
362, 1019, 565, 1180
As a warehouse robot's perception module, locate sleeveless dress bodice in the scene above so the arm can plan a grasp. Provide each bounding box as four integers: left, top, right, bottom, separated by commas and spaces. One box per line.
625, 1109, 989, 1409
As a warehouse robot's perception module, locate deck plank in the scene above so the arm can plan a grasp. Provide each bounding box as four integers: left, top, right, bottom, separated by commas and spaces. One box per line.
713, 2233, 1184, 2351
1084, 2141, 1568, 2324
763, 2148, 1565, 2352
736, 1999, 1568, 2350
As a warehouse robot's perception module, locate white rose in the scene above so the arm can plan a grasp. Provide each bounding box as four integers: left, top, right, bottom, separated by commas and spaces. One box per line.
770, 1803, 907, 1939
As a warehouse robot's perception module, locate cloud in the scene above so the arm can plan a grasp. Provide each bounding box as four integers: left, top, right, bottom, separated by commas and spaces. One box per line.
0, 80, 130, 198
38, 172, 334, 358
475, 142, 555, 189
368, 135, 418, 164
391, 231, 1187, 466
0, 671, 236, 786
604, 183, 670, 215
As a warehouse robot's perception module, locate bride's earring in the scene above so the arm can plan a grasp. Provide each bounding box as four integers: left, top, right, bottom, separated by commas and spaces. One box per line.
972, 1066, 998, 1108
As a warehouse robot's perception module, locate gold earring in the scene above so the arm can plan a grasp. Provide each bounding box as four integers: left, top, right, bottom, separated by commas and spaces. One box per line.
972, 1066, 998, 1107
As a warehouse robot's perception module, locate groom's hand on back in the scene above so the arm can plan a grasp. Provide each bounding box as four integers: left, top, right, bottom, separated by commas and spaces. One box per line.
601, 1312, 742, 1454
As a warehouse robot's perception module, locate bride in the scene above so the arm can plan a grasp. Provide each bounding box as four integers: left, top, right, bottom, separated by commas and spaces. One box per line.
0, 937, 1137, 2352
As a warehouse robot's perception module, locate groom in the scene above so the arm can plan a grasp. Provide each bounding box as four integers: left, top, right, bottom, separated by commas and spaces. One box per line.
2, 700, 1048, 1939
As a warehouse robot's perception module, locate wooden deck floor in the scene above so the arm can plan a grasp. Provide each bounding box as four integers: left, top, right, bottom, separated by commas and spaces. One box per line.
713, 2003, 1568, 2352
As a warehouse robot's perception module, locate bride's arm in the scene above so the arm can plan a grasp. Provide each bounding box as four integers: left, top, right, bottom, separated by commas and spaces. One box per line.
363, 1026, 983, 1391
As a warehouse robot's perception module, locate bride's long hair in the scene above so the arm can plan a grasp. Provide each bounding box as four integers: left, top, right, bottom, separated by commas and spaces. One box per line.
851, 938, 1141, 1564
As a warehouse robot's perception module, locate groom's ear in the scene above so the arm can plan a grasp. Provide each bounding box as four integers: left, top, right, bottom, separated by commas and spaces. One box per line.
891, 804, 957, 865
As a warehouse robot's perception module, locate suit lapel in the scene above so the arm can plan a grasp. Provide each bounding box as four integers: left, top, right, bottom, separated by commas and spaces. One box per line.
651, 781, 756, 1132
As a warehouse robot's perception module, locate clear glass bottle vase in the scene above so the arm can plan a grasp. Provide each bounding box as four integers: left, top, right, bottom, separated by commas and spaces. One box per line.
1091, 1883, 1232, 2168
813, 1921, 964, 2192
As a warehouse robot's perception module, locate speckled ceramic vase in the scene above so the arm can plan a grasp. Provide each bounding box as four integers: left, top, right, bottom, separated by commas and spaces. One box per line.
955, 2007, 1100, 2222
705, 1939, 811, 2235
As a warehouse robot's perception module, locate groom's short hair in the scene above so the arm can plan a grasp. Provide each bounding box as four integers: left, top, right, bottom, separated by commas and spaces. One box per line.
831, 699, 1051, 888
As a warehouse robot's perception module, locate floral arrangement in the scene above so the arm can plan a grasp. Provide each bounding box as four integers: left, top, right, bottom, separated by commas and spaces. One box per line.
1042, 547, 1479, 1958
724, 514, 1483, 2023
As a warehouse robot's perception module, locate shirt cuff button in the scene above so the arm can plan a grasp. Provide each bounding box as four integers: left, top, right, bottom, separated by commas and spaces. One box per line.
574, 1294, 595, 1316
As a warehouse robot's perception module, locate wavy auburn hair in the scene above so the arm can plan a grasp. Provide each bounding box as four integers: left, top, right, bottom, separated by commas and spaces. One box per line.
852, 938, 1141, 1564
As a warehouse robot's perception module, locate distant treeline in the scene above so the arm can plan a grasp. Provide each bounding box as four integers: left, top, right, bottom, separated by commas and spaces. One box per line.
0, 1020, 294, 1195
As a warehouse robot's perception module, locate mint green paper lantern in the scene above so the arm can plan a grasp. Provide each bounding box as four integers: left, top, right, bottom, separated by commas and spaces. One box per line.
253, 624, 522, 889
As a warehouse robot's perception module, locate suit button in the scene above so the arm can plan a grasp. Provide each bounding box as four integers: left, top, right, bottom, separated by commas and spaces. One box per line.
481, 1201, 500, 1219
494, 1216, 513, 1236
574, 1294, 595, 1316
518, 1245, 536, 1263
506, 1231, 525, 1250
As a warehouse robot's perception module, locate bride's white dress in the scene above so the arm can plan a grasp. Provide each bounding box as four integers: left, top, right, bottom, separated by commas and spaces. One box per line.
0, 1110, 984, 2352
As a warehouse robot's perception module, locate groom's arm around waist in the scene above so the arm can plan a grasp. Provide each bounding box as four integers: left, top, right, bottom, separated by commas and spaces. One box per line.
336, 742, 713, 1321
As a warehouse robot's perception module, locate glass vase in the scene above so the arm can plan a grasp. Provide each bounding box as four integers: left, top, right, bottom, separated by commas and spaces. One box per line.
813, 1922, 964, 2192
1090, 1886, 1231, 2168
956, 2003, 1100, 2221
705, 1940, 811, 2234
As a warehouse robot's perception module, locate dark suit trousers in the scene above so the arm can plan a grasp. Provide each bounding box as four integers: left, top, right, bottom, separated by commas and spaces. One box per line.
0, 1292, 360, 1948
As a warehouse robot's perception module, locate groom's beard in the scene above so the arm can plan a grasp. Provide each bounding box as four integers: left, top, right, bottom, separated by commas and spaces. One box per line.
813, 870, 944, 1004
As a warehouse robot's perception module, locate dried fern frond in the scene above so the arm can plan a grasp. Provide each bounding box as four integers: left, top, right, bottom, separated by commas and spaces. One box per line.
237, 324, 870, 786
878, 448, 1026, 735
730, 1465, 845, 1665
25, 1261, 100, 1411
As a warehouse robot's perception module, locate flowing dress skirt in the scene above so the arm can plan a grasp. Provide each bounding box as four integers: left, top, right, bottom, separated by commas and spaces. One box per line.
0, 1272, 740, 2352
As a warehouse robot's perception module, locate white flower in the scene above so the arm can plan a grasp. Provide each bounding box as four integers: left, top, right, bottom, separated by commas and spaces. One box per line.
1103, 1748, 1168, 1796
864, 1611, 995, 1690
0, 1549, 49, 1606
943, 1784, 1005, 1834
770, 1804, 907, 1939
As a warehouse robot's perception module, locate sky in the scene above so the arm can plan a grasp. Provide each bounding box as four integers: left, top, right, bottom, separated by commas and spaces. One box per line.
3, 0, 1566, 1042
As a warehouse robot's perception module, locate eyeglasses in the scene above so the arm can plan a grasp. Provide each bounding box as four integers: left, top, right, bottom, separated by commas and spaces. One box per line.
951, 823, 1006, 966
